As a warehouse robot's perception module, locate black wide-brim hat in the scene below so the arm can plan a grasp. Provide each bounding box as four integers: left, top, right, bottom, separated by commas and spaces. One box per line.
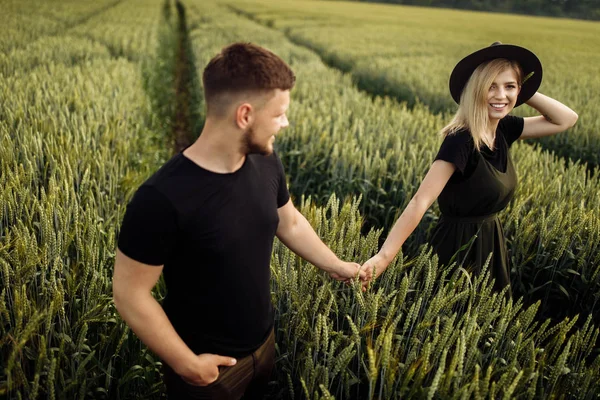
449, 42, 543, 107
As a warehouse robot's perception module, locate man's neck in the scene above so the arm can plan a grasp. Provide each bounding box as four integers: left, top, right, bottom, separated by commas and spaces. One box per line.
183, 122, 246, 174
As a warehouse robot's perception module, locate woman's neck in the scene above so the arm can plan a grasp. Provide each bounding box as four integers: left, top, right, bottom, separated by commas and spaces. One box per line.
487, 118, 500, 136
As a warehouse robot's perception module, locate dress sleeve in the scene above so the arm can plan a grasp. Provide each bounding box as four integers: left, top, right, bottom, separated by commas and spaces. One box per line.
499, 115, 524, 147
273, 151, 290, 208
434, 131, 473, 174
117, 185, 178, 266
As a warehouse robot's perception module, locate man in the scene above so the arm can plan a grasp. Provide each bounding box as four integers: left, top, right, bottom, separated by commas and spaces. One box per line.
112, 42, 365, 399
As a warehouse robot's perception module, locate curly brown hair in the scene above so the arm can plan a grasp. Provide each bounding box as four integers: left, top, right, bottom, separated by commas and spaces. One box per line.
203, 42, 295, 116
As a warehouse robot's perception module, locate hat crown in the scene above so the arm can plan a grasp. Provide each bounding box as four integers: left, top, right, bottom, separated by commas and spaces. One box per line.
449, 42, 542, 107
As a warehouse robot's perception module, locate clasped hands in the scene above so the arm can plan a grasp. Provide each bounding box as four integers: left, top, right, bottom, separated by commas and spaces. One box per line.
329, 252, 390, 290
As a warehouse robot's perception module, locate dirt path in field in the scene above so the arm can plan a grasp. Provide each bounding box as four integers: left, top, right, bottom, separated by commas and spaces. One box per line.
173, 1, 195, 153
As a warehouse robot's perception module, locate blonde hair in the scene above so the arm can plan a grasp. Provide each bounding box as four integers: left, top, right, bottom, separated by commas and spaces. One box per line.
441, 59, 523, 150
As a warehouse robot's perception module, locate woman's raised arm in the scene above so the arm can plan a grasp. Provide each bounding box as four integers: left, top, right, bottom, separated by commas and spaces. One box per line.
520, 92, 578, 140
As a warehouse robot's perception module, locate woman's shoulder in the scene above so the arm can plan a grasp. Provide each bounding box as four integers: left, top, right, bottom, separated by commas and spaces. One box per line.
498, 114, 524, 133
498, 115, 525, 146
441, 128, 474, 150
436, 128, 476, 175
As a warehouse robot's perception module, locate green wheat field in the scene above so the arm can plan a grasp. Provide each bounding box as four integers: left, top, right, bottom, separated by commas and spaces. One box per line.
1, 0, 599, 398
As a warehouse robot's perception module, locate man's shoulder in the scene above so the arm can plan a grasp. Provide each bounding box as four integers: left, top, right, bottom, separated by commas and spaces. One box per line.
133, 153, 196, 208
248, 152, 280, 164
144, 153, 187, 185
248, 152, 284, 174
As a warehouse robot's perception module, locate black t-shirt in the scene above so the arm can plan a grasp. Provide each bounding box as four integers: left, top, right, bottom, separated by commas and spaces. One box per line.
435, 115, 524, 181
117, 151, 290, 358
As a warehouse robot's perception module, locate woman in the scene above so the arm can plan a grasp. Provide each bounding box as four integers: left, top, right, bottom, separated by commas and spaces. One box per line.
362, 42, 578, 294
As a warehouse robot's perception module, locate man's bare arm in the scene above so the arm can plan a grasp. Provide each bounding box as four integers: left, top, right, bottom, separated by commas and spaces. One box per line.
276, 199, 364, 281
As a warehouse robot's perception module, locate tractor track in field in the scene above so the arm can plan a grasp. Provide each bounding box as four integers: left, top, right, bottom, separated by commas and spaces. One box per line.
173, 1, 194, 152
172, 0, 204, 153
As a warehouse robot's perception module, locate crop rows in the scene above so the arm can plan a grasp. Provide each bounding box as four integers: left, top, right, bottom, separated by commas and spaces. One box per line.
227, 0, 600, 169
0, 0, 176, 398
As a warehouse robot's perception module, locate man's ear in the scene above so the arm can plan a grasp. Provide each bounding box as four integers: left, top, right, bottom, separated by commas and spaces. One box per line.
235, 103, 253, 130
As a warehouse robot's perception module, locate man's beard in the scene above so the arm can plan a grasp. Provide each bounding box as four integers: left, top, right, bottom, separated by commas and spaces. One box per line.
241, 126, 272, 156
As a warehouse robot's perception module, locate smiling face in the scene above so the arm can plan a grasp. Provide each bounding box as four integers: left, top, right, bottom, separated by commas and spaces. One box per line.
243, 89, 290, 156
451, 59, 523, 150
487, 68, 521, 121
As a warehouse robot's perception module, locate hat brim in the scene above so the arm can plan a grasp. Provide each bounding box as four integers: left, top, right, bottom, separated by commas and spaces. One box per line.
449, 44, 542, 107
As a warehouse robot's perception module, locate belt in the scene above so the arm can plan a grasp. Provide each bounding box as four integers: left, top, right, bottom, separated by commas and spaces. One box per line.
440, 212, 499, 224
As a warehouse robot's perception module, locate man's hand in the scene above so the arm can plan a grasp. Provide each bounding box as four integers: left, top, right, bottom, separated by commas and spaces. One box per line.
276, 201, 368, 285
176, 353, 237, 387
328, 260, 365, 282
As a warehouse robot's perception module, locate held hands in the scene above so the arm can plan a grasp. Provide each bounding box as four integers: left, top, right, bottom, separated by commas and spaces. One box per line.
361, 253, 390, 288
177, 353, 237, 387
328, 260, 366, 282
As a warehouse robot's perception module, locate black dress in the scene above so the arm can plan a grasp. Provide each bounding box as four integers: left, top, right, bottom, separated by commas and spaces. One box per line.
429, 115, 524, 294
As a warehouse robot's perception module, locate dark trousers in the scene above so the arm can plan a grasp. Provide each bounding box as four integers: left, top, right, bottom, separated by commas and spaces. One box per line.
164, 329, 275, 400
